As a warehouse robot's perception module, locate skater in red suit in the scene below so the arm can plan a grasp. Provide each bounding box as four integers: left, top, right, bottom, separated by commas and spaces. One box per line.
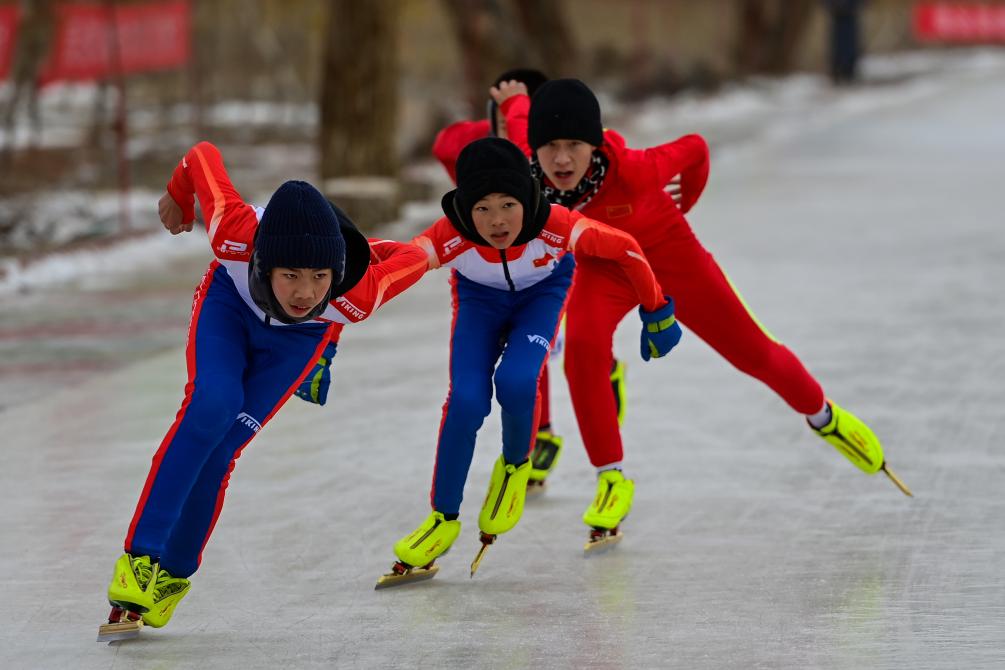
493, 78, 911, 538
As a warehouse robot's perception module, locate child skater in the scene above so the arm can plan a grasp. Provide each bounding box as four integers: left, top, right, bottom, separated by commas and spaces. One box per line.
492, 78, 912, 547
99, 141, 427, 640
376, 137, 682, 587
430, 68, 628, 492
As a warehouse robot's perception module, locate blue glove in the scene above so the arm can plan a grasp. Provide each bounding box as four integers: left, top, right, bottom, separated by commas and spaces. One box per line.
639, 297, 682, 361
295, 342, 337, 405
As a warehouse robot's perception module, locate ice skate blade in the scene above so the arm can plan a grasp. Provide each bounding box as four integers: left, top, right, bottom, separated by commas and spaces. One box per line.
470, 533, 496, 578
97, 620, 143, 643
881, 463, 913, 497
375, 564, 439, 590
584, 529, 623, 556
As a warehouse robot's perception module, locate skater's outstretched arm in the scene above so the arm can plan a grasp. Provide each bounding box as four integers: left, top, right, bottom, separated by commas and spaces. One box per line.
558, 208, 666, 312
163, 141, 259, 256
333, 238, 428, 321
632, 134, 710, 213
552, 207, 681, 360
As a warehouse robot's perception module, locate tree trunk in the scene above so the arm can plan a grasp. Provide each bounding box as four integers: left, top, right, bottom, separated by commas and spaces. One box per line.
442, 0, 527, 116
765, 0, 813, 74
2, 0, 56, 154
319, 0, 399, 229
512, 0, 577, 78
734, 0, 813, 77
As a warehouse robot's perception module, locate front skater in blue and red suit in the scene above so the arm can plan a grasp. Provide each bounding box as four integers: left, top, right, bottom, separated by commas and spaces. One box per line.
99, 141, 427, 638
376, 137, 683, 585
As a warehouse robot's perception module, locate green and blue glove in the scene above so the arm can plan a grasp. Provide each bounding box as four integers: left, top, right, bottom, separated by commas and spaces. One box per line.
639, 297, 682, 361
295, 342, 337, 406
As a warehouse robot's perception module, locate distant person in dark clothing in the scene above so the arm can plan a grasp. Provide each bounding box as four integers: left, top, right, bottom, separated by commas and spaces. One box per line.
825, 0, 863, 85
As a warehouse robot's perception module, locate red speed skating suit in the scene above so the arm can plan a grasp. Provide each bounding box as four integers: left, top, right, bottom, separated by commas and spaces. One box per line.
502, 94, 825, 467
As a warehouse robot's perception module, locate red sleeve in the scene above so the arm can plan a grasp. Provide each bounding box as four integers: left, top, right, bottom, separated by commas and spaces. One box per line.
432, 120, 490, 184
411, 216, 472, 269
499, 94, 531, 156
635, 134, 710, 213
566, 211, 667, 312
335, 239, 428, 319
166, 141, 258, 260
501, 94, 533, 158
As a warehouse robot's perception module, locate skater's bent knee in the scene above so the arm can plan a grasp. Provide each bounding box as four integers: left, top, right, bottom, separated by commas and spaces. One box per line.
494, 373, 538, 414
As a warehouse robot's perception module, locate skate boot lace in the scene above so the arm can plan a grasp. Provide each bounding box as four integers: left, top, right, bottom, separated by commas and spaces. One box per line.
131, 556, 154, 590
154, 569, 188, 601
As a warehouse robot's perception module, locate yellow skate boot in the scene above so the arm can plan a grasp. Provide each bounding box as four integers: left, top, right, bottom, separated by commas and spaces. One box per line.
610, 359, 627, 426
377, 511, 460, 588
583, 469, 634, 553
478, 456, 532, 536
107, 553, 156, 614
141, 567, 191, 628
528, 430, 563, 492
106, 553, 190, 628
393, 511, 461, 568
470, 457, 532, 576
810, 400, 912, 496
583, 469, 634, 530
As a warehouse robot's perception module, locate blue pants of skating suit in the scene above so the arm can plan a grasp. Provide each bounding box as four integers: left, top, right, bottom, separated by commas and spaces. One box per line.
431, 253, 575, 514
125, 263, 332, 578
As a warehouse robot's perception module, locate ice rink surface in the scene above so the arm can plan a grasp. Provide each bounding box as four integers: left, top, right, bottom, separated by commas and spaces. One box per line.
3, 62, 1004, 669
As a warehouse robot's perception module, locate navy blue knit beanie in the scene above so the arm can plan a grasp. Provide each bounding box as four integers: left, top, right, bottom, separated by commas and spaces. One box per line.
256, 180, 346, 282
528, 78, 604, 150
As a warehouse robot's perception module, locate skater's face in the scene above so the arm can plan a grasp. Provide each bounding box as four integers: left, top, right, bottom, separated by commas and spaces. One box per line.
270, 267, 333, 318
536, 139, 595, 191
471, 193, 524, 249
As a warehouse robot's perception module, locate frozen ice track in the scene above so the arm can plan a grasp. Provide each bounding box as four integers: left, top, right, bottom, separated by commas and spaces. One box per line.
2, 63, 1005, 669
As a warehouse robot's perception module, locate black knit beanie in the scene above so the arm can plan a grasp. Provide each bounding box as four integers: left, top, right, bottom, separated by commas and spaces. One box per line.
456, 138, 534, 214
442, 137, 548, 246
528, 78, 604, 150
249, 180, 346, 324
255, 180, 346, 279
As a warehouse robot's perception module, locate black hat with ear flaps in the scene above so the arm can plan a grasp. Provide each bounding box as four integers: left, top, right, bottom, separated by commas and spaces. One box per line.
441, 137, 549, 247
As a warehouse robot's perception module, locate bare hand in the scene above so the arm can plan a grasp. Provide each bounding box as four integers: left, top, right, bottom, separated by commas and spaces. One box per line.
665, 174, 683, 207
489, 80, 529, 105
159, 192, 192, 235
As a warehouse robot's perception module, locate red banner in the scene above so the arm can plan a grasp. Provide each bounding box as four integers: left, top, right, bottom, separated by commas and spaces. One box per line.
0, 5, 18, 80
0, 1, 189, 84
914, 3, 1005, 42
39, 0, 190, 84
